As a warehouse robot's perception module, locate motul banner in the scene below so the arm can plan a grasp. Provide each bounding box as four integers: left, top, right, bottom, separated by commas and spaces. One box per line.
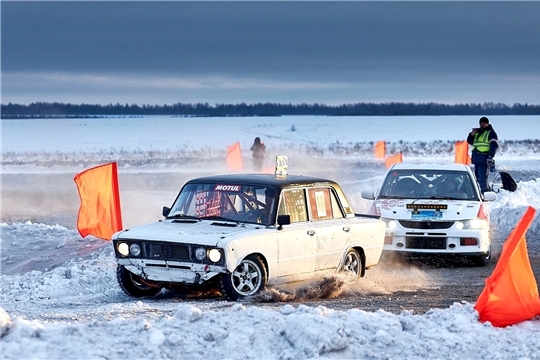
226, 142, 243, 171
455, 140, 472, 165
475, 206, 540, 327
385, 153, 403, 169
74, 162, 123, 241
375, 141, 386, 160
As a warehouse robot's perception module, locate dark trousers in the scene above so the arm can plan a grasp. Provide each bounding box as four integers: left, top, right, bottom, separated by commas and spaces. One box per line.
253, 157, 264, 172
474, 163, 490, 193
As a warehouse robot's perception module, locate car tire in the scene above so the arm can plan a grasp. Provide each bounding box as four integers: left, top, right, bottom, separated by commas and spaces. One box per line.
220, 255, 267, 300
342, 248, 363, 283
472, 247, 491, 267
116, 265, 162, 297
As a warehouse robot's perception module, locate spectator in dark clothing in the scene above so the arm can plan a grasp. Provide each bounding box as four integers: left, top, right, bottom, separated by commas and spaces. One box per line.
467, 117, 499, 193
250, 137, 266, 172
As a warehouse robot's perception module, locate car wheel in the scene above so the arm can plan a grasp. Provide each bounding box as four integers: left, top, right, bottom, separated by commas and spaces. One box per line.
472, 247, 491, 267
220, 255, 267, 300
116, 265, 162, 297
342, 248, 362, 283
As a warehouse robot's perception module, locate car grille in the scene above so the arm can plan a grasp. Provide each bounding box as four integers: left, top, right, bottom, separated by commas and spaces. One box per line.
399, 220, 454, 229
406, 237, 446, 250
143, 242, 191, 262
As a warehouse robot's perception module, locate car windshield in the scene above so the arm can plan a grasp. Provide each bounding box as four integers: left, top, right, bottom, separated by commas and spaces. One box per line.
167, 183, 279, 226
378, 170, 479, 201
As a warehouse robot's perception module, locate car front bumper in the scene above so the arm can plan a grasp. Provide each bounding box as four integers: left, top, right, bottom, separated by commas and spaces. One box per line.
117, 258, 228, 284
383, 228, 490, 256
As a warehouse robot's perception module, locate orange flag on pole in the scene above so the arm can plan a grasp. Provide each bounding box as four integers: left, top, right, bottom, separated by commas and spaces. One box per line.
375, 141, 386, 160
455, 140, 472, 165
385, 153, 403, 169
475, 206, 540, 327
74, 162, 123, 241
226, 142, 243, 171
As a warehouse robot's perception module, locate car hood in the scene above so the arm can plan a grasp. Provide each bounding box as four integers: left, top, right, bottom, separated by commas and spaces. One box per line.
115, 220, 264, 246
376, 199, 482, 220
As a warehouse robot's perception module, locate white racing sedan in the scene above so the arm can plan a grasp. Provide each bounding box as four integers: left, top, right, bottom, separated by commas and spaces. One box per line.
113, 173, 386, 300
362, 163, 497, 266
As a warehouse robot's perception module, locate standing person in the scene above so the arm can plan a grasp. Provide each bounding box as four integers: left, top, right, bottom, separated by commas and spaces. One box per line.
250, 137, 266, 172
467, 117, 499, 193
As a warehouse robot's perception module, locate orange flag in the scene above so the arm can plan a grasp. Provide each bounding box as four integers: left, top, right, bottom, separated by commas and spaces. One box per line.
74, 162, 123, 241
375, 141, 386, 159
385, 153, 403, 169
455, 140, 472, 165
475, 206, 540, 327
226, 142, 243, 171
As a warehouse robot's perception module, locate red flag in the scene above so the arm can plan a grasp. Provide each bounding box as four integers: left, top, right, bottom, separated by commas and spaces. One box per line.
226, 142, 243, 171
74, 162, 123, 241
385, 153, 403, 169
475, 206, 540, 327
375, 141, 386, 160
455, 141, 472, 165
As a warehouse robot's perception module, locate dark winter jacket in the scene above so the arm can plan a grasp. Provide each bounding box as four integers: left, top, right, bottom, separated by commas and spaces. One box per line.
467, 124, 498, 165
250, 142, 266, 159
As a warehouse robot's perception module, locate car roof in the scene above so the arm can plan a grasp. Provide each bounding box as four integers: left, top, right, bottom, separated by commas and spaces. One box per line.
186, 173, 338, 189
389, 162, 471, 171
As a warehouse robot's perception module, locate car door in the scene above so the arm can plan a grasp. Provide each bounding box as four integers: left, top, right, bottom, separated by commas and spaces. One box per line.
306, 187, 348, 271
276, 188, 317, 278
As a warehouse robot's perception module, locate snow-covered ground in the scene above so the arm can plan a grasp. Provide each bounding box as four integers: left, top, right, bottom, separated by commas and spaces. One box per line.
1, 115, 540, 359
4, 115, 540, 170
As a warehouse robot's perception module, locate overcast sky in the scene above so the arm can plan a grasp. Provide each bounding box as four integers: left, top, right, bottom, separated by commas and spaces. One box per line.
2, 1, 540, 105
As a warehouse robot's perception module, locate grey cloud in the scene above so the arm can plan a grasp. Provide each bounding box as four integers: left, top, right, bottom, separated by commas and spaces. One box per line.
2, 1, 540, 104
3, 2, 540, 78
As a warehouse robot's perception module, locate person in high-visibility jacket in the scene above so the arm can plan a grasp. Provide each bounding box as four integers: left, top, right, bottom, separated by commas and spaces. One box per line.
467, 117, 499, 193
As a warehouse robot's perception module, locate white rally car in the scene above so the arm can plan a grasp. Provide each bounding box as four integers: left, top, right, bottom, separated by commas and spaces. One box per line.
113, 173, 386, 300
362, 163, 497, 266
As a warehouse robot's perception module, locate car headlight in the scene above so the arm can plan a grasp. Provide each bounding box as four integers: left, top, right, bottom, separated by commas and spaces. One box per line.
194, 247, 207, 261
381, 217, 397, 229
456, 219, 489, 230
118, 242, 129, 256
208, 249, 222, 263
130, 243, 141, 256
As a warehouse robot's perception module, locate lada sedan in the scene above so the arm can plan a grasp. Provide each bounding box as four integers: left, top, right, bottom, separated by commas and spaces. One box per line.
113, 174, 386, 300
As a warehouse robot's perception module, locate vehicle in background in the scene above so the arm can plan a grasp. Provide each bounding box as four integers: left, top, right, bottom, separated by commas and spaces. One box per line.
362, 163, 497, 266
113, 173, 386, 300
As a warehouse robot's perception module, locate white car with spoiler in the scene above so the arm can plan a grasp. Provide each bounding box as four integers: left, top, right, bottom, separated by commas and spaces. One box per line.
361, 163, 497, 266
112, 173, 386, 300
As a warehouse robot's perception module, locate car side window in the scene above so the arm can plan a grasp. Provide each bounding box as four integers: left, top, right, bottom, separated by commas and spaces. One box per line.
307, 187, 344, 221
330, 190, 344, 219
278, 188, 308, 223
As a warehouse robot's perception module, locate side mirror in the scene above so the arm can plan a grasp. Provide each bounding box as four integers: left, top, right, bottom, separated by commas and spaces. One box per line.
361, 190, 375, 200
483, 192, 497, 202
162, 206, 171, 217
277, 215, 291, 230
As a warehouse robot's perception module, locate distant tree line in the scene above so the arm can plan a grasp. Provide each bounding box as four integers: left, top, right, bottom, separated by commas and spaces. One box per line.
2, 101, 540, 118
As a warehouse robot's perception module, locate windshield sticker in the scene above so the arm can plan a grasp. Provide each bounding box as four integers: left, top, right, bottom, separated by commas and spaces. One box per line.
214, 184, 241, 192
314, 191, 328, 217
195, 190, 221, 217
